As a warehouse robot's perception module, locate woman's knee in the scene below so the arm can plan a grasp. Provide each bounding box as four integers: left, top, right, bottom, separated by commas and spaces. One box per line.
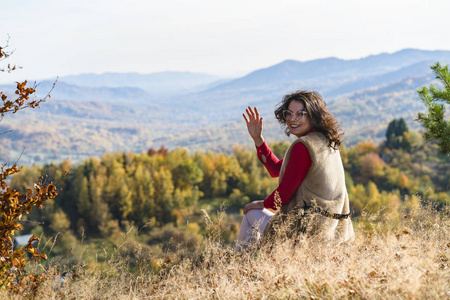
246, 209, 272, 228
245, 209, 264, 224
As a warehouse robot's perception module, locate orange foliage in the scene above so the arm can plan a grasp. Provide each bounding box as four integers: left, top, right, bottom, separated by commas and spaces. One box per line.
0, 45, 57, 296
0, 165, 57, 295
0, 80, 56, 118
361, 153, 384, 179
148, 146, 169, 156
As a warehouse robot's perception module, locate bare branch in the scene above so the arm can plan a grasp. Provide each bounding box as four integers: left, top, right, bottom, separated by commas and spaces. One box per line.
0, 129, 12, 136
14, 147, 25, 166
17, 77, 58, 111
0, 34, 14, 63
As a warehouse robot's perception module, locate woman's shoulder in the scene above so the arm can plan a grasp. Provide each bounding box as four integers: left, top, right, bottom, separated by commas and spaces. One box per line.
292, 132, 332, 158
294, 131, 327, 147
290, 141, 309, 156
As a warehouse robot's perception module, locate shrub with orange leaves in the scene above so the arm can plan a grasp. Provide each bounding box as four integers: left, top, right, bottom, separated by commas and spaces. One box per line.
0, 40, 57, 297
360, 152, 385, 180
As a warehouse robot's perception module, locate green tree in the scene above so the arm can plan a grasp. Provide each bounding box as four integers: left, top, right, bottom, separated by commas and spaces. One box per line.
385, 118, 410, 150
417, 62, 450, 155
152, 167, 175, 225
128, 163, 155, 226
269, 141, 290, 159
48, 210, 77, 255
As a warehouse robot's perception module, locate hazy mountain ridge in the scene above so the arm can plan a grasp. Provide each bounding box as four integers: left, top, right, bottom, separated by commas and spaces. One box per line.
1, 49, 449, 164
325, 60, 438, 97
59, 71, 224, 95
0, 80, 158, 106
206, 49, 450, 93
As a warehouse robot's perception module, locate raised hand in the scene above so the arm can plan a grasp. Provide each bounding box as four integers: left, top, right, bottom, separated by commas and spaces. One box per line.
243, 106, 264, 146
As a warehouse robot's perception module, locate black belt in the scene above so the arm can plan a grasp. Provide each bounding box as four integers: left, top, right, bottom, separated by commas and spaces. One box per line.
305, 205, 351, 220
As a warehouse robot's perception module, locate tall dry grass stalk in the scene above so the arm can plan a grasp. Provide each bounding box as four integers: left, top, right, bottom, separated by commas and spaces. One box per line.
2, 202, 449, 299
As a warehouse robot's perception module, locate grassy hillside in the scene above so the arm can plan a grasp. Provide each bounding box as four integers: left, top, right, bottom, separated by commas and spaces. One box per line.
2, 203, 449, 299
3, 132, 447, 298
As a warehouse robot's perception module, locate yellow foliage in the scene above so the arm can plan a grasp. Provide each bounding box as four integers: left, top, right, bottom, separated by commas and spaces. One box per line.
354, 141, 377, 155
49, 210, 71, 233
187, 222, 201, 234
398, 173, 409, 189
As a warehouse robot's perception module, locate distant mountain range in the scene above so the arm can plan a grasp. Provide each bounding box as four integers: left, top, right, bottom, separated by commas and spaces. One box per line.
1, 49, 449, 164
59, 71, 225, 96
204, 49, 449, 91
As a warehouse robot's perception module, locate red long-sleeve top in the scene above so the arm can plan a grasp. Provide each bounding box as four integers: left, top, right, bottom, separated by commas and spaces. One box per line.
256, 131, 313, 210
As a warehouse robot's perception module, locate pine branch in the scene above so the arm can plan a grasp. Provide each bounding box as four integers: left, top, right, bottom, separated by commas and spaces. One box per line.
429, 85, 450, 103
416, 62, 450, 155
432, 62, 450, 91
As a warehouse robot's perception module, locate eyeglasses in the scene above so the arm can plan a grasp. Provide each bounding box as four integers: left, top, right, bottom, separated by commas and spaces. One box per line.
282, 110, 307, 120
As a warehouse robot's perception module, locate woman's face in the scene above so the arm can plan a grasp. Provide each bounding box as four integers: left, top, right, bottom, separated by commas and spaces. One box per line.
286, 100, 313, 138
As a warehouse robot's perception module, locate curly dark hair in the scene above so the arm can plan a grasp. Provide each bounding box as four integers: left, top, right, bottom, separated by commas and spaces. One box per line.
274, 90, 343, 149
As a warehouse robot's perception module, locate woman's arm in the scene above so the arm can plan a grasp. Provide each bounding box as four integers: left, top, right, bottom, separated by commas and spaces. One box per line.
243, 106, 283, 177
256, 142, 283, 178
263, 142, 311, 210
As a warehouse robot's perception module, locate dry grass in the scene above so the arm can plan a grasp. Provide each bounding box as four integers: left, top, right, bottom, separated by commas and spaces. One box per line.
2, 203, 450, 299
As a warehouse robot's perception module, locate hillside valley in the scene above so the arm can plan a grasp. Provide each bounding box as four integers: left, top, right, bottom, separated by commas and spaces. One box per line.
1, 49, 449, 164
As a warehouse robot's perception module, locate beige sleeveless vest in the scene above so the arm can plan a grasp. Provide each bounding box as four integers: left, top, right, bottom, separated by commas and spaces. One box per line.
272, 131, 354, 243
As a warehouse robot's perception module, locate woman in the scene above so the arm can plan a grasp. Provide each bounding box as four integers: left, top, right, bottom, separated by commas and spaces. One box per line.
235, 90, 354, 254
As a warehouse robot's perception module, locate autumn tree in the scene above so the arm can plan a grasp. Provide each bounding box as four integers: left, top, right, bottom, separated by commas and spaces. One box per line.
0, 40, 57, 296
417, 62, 450, 155
360, 153, 385, 182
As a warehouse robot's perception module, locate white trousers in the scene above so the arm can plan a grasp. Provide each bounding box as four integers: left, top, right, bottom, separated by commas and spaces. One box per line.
234, 208, 275, 254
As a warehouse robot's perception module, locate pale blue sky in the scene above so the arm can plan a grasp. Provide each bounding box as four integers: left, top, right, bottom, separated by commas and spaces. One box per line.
1, 0, 449, 83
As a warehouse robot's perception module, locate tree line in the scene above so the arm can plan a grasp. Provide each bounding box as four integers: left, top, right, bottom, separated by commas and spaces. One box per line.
9, 119, 449, 258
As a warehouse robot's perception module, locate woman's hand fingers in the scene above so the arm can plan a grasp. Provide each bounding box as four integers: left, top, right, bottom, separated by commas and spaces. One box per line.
243, 106, 263, 141
243, 113, 249, 124
245, 204, 252, 214
254, 107, 260, 120
247, 106, 255, 118
245, 108, 250, 119
243, 202, 252, 214
245, 106, 262, 122
244, 201, 264, 214
243, 203, 253, 214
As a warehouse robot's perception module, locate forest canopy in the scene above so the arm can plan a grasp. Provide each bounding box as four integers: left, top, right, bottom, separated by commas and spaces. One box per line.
10, 127, 449, 261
